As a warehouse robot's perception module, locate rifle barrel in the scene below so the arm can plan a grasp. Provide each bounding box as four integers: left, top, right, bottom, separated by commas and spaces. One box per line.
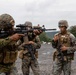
45, 29, 56, 31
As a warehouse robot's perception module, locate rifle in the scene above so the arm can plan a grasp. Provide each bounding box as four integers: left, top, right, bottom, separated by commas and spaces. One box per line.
57, 44, 66, 75
23, 44, 35, 60
57, 44, 64, 62
0, 24, 56, 38
16, 24, 56, 32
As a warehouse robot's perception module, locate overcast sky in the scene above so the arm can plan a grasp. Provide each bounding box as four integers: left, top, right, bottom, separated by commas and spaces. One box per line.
0, 0, 76, 30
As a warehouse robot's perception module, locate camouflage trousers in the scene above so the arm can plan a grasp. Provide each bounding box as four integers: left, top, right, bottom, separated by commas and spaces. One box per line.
0, 67, 18, 75
52, 58, 71, 75
22, 57, 40, 75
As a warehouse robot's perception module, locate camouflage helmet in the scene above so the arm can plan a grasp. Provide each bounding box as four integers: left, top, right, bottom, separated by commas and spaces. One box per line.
0, 14, 15, 30
24, 21, 32, 27
58, 20, 68, 28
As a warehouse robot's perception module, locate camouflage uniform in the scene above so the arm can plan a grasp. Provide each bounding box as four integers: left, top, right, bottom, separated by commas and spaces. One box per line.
52, 20, 76, 75
0, 14, 18, 75
18, 21, 41, 75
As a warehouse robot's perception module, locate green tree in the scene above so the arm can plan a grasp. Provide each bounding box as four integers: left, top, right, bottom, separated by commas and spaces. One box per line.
39, 32, 51, 42
69, 25, 76, 37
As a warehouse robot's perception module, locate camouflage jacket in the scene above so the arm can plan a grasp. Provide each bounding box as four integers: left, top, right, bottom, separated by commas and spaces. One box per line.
0, 37, 12, 49
17, 35, 41, 50
52, 32, 76, 60
0, 37, 18, 72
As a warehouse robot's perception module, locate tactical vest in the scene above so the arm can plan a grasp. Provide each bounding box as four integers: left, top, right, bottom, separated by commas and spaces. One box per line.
0, 39, 18, 64
57, 32, 74, 59
20, 33, 38, 58
58, 32, 71, 47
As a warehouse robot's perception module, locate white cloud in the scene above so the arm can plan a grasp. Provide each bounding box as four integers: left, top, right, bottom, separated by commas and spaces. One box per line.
0, 0, 76, 30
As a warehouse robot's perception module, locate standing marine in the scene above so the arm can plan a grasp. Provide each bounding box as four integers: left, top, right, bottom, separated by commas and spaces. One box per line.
18, 21, 41, 75
52, 20, 76, 75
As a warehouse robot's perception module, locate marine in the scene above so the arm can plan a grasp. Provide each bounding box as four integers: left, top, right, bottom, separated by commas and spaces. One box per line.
18, 21, 41, 75
0, 13, 24, 75
52, 20, 76, 75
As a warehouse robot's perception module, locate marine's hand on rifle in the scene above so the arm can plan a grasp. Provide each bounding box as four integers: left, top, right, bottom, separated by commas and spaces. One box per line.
9, 33, 24, 41
28, 41, 34, 45
53, 35, 59, 42
60, 46, 68, 51
33, 29, 43, 35
33, 29, 39, 34
38, 30, 43, 34
20, 41, 34, 46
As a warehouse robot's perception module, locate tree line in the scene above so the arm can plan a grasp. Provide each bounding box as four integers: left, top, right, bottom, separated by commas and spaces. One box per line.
39, 25, 76, 42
